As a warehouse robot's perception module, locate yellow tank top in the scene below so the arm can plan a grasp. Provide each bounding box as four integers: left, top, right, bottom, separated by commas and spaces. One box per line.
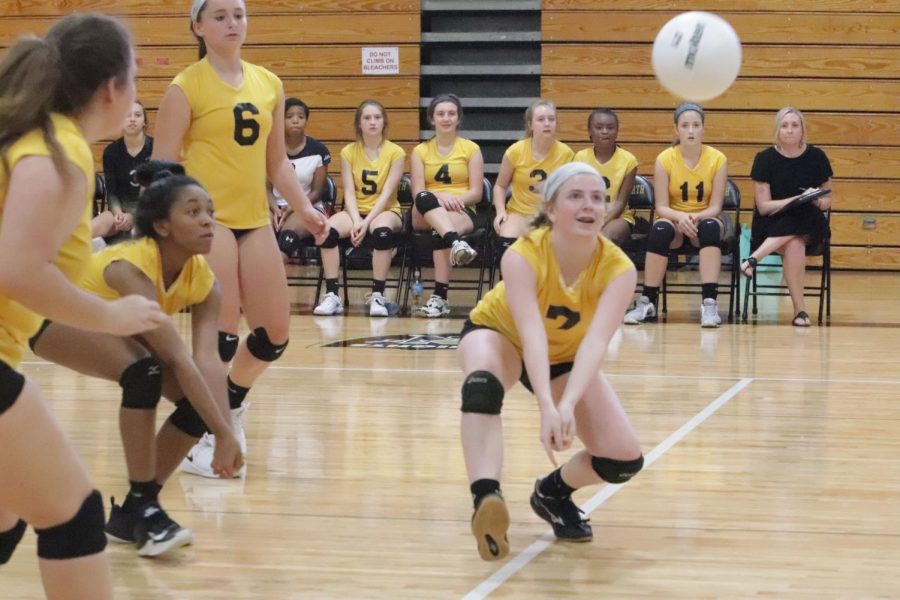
79, 237, 215, 315
469, 227, 634, 363
573, 145, 639, 225
340, 140, 406, 214
0, 114, 94, 367
505, 139, 574, 216
172, 59, 281, 229
657, 145, 727, 214
413, 137, 480, 197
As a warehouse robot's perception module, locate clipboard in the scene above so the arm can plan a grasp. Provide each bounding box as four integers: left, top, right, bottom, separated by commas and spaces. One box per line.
777, 188, 830, 214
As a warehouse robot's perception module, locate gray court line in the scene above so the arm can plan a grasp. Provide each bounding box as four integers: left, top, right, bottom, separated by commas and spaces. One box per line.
462, 377, 755, 600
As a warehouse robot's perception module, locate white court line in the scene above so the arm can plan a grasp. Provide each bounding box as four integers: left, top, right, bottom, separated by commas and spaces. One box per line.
462, 377, 755, 600
18, 360, 900, 385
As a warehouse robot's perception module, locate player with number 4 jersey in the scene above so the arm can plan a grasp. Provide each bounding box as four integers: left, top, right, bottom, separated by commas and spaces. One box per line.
153, 0, 329, 479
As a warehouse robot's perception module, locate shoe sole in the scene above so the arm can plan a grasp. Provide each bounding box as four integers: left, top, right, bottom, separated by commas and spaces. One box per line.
137, 528, 194, 558
105, 531, 134, 544
471, 495, 510, 561
313, 308, 343, 316
180, 458, 247, 479
529, 495, 593, 543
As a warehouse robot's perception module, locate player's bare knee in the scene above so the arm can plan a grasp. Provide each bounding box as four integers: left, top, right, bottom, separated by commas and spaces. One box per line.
246, 326, 288, 362
461, 370, 505, 415
591, 455, 644, 484
34, 490, 106, 560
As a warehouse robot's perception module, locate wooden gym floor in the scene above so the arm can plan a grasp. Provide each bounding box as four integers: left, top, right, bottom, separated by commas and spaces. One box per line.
4, 271, 899, 599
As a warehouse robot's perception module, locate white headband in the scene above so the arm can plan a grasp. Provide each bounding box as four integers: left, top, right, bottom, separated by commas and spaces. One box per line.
190, 0, 207, 22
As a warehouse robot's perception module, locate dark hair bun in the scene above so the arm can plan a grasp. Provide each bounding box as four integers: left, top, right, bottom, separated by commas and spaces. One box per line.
135, 160, 186, 187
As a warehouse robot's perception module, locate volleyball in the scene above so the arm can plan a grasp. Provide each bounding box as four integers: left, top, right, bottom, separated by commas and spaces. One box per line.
651, 11, 742, 102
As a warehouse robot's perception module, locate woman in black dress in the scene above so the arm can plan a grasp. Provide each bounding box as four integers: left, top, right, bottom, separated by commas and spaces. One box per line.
742, 107, 833, 327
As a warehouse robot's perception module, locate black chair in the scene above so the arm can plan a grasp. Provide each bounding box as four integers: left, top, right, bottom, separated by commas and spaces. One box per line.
284, 175, 339, 305
93, 172, 107, 216
654, 179, 742, 321
742, 211, 832, 325
398, 178, 495, 315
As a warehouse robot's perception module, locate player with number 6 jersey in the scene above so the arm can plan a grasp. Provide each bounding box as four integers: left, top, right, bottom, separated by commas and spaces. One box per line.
152, 0, 329, 479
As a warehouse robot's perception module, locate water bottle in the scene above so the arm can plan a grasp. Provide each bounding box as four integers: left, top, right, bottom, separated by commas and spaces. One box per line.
411, 268, 424, 310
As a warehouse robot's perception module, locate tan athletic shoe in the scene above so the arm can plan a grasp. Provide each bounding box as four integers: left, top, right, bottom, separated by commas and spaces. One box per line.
470, 493, 510, 561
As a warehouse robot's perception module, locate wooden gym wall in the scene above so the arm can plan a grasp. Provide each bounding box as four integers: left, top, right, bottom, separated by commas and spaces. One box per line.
543, 0, 900, 270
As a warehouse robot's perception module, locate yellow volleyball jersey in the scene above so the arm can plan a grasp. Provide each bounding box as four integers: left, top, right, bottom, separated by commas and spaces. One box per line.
573, 146, 639, 225
657, 145, 727, 214
412, 137, 480, 196
172, 59, 281, 229
505, 139, 574, 216
340, 140, 406, 214
469, 227, 634, 364
79, 237, 215, 315
0, 114, 94, 367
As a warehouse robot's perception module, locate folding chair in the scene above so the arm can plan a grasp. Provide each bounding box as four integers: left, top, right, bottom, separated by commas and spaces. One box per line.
284, 175, 338, 305
742, 211, 832, 325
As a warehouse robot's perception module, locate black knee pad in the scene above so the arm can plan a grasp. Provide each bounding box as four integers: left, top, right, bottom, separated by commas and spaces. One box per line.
370, 227, 395, 250
246, 327, 288, 362
35, 490, 106, 560
460, 370, 504, 415
591, 455, 644, 484
646, 221, 675, 256
0, 519, 26, 564
318, 227, 340, 249
119, 356, 162, 410
277, 229, 303, 256
496, 237, 517, 261
0, 359, 25, 417
218, 331, 239, 362
168, 398, 208, 438
414, 191, 440, 215
697, 218, 722, 248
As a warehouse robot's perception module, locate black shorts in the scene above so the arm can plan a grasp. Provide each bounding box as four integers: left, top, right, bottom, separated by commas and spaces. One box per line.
228, 227, 256, 241
0, 359, 26, 416
460, 319, 574, 393
28, 319, 52, 352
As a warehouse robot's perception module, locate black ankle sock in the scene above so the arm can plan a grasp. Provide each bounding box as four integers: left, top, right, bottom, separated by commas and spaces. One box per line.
227, 376, 250, 410
643, 286, 660, 306
372, 279, 386, 294
434, 282, 449, 300
325, 278, 339, 295
701, 283, 718, 300
470, 478, 501, 509
441, 231, 459, 246
123, 480, 162, 511
539, 468, 576, 498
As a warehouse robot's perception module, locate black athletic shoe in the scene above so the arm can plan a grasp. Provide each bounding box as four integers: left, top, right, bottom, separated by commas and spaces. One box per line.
133, 502, 193, 558
470, 492, 510, 561
529, 479, 593, 542
105, 497, 138, 544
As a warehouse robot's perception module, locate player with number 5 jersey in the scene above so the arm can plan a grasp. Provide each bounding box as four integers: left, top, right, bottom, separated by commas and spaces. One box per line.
152, 0, 329, 479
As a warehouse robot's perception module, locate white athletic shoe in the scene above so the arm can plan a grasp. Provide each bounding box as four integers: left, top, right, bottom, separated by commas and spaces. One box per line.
450, 239, 478, 267
416, 295, 451, 318
366, 292, 389, 317
623, 296, 657, 324
313, 292, 344, 316
180, 403, 248, 479
700, 298, 722, 328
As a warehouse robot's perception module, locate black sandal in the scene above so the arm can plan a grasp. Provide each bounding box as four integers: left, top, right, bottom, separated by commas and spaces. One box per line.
792, 311, 811, 327
740, 256, 757, 279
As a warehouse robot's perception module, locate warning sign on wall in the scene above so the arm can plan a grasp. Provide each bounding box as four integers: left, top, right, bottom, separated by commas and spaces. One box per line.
361, 47, 400, 75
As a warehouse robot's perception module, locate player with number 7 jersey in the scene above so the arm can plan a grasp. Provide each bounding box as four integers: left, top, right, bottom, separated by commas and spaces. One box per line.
152, 0, 330, 479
